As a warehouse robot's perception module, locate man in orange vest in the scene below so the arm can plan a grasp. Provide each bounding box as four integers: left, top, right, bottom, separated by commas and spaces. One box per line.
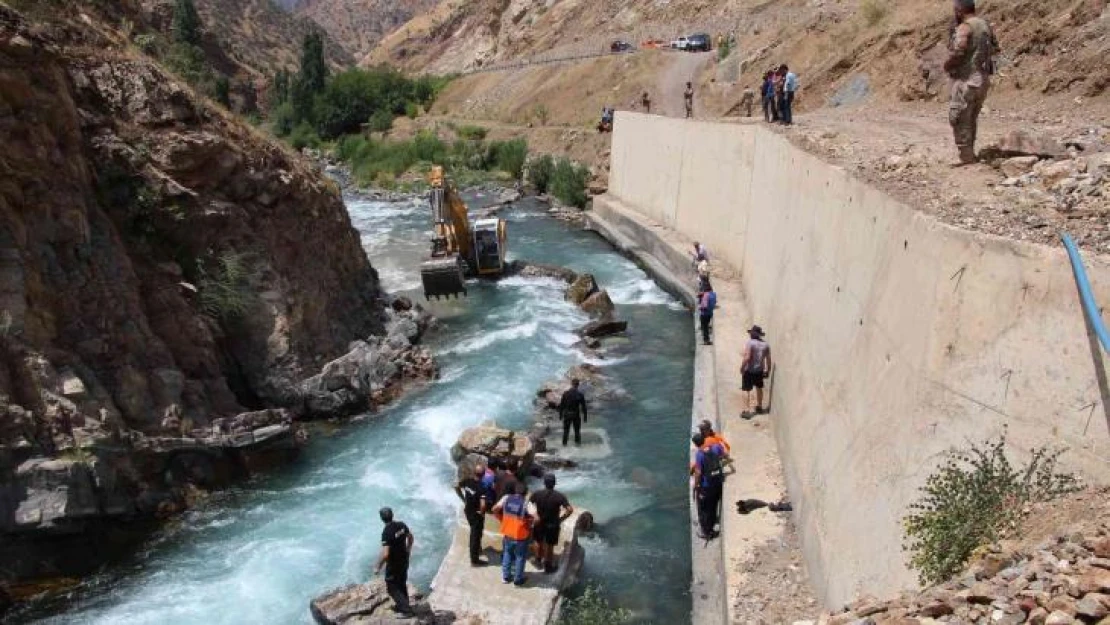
492, 481, 535, 586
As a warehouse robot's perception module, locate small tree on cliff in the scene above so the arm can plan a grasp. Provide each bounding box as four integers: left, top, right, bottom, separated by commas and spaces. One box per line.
171, 0, 202, 47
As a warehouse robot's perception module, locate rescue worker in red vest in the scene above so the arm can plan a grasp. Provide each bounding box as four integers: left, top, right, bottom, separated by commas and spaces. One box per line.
492, 481, 536, 586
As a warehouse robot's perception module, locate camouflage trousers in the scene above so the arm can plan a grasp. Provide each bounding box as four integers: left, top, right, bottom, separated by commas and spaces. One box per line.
948, 78, 990, 163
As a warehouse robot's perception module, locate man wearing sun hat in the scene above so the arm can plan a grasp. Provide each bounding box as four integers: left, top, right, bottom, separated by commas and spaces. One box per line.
740, 325, 772, 418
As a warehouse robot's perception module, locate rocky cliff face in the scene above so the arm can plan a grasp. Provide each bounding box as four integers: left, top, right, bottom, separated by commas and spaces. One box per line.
294, 0, 438, 61
0, 3, 433, 590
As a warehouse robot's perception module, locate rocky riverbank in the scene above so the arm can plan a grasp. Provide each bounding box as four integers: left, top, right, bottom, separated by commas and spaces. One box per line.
0, 3, 440, 603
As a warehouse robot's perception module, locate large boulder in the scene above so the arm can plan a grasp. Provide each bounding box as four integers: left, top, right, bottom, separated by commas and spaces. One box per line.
980, 130, 1067, 160
565, 274, 599, 305
502, 261, 578, 284
579, 289, 615, 318
309, 580, 454, 625
576, 318, 628, 339
450, 425, 534, 473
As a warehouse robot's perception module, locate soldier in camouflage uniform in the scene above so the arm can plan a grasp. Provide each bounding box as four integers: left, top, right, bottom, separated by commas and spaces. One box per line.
944, 0, 999, 165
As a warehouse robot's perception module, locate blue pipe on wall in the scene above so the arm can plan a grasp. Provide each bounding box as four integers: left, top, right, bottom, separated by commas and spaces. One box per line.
1061, 233, 1110, 354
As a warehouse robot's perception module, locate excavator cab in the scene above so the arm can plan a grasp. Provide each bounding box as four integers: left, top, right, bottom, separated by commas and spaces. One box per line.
418, 166, 508, 300
472, 219, 506, 275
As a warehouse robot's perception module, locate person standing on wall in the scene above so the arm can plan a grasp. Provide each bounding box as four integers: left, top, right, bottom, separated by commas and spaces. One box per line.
762, 71, 777, 122
454, 463, 490, 567
559, 378, 588, 446
740, 325, 772, 418
529, 473, 574, 574
492, 481, 535, 586
944, 0, 999, 165
684, 81, 695, 119
698, 283, 717, 346
691, 432, 726, 540
781, 64, 798, 125
374, 507, 414, 615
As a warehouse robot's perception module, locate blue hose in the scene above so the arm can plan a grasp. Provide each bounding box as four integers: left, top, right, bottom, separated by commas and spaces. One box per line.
1061, 233, 1110, 353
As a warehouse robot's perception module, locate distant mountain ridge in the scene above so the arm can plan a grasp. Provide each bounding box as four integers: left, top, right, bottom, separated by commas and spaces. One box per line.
289, 0, 439, 61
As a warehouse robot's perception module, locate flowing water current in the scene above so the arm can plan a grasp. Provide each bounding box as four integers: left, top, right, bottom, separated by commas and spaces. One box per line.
24, 195, 694, 624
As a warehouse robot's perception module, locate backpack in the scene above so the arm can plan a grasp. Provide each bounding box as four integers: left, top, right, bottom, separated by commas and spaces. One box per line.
701, 446, 725, 485
480, 469, 497, 503
706, 291, 717, 313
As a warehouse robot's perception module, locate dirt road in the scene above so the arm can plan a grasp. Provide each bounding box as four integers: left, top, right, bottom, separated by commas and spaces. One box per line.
657, 50, 715, 118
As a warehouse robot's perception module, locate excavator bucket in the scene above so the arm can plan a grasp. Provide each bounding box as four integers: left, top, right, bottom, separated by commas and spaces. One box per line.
420, 257, 467, 300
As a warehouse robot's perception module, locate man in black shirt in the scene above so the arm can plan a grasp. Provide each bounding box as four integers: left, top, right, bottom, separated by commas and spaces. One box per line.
375, 507, 414, 615
454, 463, 490, 566
559, 378, 588, 446
529, 473, 574, 573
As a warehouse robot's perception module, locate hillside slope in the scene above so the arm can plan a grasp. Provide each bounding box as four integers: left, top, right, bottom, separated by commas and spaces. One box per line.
294, 0, 437, 61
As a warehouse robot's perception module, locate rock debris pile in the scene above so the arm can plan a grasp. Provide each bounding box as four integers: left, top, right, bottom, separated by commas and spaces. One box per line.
809, 499, 1110, 625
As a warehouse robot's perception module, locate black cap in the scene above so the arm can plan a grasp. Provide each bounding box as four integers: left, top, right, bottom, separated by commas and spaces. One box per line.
544, 473, 557, 488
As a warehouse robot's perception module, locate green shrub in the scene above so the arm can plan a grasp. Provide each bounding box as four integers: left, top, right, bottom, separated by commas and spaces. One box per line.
718, 39, 732, 61
551, 157, 590, 208
861, 0, 890, 26
902, 430, 1081, 586
367, 109, 394, 133
528, 154, 555, 194
456, 125, 488, 141
490, 138, 528, 180
270, 101, 296, 136
199, 251, 257, 322
405, 102, 420, 119
557, 585, 632, 625
288, 122, 321, 150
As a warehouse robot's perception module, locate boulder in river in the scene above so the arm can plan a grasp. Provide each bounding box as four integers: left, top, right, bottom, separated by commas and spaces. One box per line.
576, 318, 628, 339
502, 260, 578, 284
565, 274, 600, 305
450, 424, 534, 474
579, 289, 615, 318
310, 580, 454, 624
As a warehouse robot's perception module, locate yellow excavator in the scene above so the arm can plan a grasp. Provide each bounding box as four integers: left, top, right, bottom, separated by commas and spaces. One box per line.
419, 166, 508, 299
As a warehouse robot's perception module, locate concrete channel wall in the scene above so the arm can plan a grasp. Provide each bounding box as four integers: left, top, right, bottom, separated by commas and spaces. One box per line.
601, 111, 1110, 606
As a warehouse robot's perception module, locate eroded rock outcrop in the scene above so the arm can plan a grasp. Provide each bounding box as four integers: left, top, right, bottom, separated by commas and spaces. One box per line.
310, 580, 454, 625
0, 4, 437, 586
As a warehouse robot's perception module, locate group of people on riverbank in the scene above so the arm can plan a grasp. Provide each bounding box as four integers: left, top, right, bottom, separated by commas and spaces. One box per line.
687, 243, 773, 539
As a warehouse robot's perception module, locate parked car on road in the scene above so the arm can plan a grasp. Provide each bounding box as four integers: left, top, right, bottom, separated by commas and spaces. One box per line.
687, 33, 712, 52
610, 40, 634, 53
670, 37, 690, 50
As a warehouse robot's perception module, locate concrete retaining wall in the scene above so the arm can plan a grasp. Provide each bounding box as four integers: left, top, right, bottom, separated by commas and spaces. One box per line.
601, 112, 1110, 606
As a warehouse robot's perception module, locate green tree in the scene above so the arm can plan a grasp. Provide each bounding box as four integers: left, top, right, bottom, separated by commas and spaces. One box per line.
271, 70, 290, 108
299, 31, 328, 94
171, 0, 202, 46
551, 157, 590, 208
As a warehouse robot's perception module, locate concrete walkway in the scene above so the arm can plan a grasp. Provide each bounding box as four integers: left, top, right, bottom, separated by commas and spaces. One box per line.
588, 195, 809, 624
428, 511, 586, 625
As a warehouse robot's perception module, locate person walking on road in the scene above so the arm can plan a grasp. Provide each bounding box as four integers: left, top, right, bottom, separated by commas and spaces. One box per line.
740, 325, 772, 417
944, 0, 999, 165
684, 82, 695, 119
492, 481, 535, 586
641, 91, 652, 114
375, 507, 414, 615
559, 378, 588, 446
691, 432, 726, 540
698, 284, 717, 346
455, 463, 490, 566
529, 473, 574, 573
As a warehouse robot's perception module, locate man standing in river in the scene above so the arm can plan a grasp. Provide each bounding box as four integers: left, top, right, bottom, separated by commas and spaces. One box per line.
375, 507, 414, 615
559, 378, 588, 446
